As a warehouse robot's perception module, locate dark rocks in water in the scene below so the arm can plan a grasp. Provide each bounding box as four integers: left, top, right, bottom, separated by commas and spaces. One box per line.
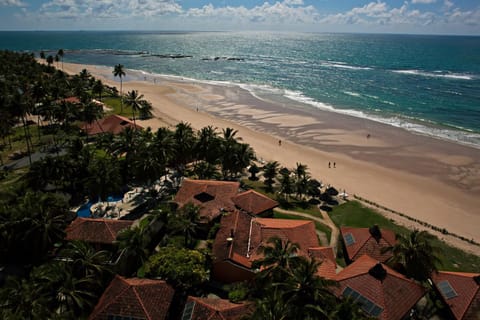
202, 56, 245, 61
149, 54, 193, 59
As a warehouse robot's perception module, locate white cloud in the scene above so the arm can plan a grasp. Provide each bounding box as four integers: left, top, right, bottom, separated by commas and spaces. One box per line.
411, 0, 436, 4
184, 1, 319, 25
38, 0, 182, 20
0, 0, 26, 6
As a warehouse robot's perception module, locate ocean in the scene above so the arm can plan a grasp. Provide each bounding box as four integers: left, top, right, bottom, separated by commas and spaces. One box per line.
1, 31, 479, 148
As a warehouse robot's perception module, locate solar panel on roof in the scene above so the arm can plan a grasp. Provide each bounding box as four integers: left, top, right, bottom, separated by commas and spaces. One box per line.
342, 286, 384, 318
437, 280, 458, 299
344, 233, 355, 246
182, 301, 196, 320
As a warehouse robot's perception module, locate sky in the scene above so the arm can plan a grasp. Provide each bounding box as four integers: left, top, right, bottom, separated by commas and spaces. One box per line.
0, 0, 479, 35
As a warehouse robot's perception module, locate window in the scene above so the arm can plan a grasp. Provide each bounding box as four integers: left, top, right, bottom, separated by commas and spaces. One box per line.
344, 233, 355, 246
342, 286, 384, 317
437, 280, 458, 299
182, 301, 196, 320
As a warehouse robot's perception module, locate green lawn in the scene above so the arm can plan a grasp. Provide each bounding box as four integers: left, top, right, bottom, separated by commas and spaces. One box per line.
103, 96, 134, 118
330, 201, 480, 272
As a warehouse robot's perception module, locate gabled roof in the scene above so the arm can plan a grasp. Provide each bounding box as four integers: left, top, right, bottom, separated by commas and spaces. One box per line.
183, 296, 254, 320
308, 247, 337, 279
175, 179, 240, 222
232, 189, 278, 215
65, 218, 133, 245
334, 255, 425, 320
83, 114, 143, 135
341, 226, 396, 262
431, 271, 480, 320
213, 210, 319, 269
89, 275, 174, 320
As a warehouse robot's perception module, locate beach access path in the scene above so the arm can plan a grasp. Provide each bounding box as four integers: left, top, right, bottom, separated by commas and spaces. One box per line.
60, 62, 480, 256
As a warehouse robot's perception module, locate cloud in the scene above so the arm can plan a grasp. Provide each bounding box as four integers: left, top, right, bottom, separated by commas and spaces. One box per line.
38, 0, 182, 19
0, 0, 26, 6
184, 0, 319, 25
411, 0, 436, 4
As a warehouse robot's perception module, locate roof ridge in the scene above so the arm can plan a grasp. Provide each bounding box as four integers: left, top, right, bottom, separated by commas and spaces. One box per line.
91, 276, 132, 318
104, 220, 118, 242
133, 285, 152, 320
228, 211, 241, 260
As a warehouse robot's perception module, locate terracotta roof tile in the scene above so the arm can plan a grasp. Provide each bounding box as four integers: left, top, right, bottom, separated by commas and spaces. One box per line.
89, 275, 175, 320
308, 247, 337, 279
175, 179, 240, 222
185, 296, 254, 320
341, 226, 396, 262
432, 271, 480, 320
213, 211, 319, 269
333, 255, 425, 320
232, 190, 278, 215
83, 114, 143, 135
65, 218, 133, 245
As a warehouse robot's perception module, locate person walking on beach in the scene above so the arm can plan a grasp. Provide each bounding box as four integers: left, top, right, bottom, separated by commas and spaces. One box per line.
278, 140, 282, 146
333, 162, 336, 168
328, 162, 331, 168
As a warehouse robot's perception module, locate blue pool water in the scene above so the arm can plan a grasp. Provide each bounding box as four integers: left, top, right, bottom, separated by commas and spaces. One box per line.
76, 195, 124, 217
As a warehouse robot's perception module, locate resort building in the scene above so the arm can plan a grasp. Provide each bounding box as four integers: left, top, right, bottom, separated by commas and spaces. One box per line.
65, 217, 133, 250
308, 246, 338, 279
181, 296, 254, 320
174, 179, 278, 224
89, 275, 174, 320
431, 271, 480, 320
82, 114, 143, 136
212, 209, 332, 283
333, 254, 425, 320
340, 225, 396, 264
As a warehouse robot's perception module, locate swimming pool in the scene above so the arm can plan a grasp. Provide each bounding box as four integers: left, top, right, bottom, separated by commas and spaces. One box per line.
76, 194, 124, 218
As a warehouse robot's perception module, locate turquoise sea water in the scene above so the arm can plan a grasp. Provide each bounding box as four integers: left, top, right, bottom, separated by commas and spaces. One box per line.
1, 31, 479, 147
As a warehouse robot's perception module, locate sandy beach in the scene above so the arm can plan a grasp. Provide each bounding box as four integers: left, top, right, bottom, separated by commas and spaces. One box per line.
61, 62, 480, 255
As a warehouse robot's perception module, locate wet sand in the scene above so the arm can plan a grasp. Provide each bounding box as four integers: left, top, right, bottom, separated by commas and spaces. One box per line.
62, 62, 480, 254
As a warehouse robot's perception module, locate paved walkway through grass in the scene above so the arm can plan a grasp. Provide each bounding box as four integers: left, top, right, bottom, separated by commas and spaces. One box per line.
275, 207, 340, 256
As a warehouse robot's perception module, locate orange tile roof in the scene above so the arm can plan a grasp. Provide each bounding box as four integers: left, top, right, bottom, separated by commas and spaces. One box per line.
308, 247, 337, 279
185, 296, 254, 320
341, 226, 396, 262
334, 255, 425, 320
82, 114, 143, 135
232, 189, 278, 215
432, 271, 480, 320
65, 218, 133, 245
213, 210, 320, 269
89, 275, 174, 320
174, 179, 240, 222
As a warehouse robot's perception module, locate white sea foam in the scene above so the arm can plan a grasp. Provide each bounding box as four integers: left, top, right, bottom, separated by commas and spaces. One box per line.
321, 62, 372, 70
393, 69, 474, 80
343, 91, 361, 97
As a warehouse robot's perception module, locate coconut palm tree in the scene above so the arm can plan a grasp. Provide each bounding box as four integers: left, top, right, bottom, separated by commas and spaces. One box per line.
172, 121, 197, 174
92, 79, 104, 101
385, 229, 441, 281
116, 225, 149, 276
278, 167, 295, 201
57, 49, 64, 70
263, 161, 279, 192
113, 64, 126, 112
253, 236, 301, 282
177, 203, 201, 248
61, 240, 112, 279
125, 89, 144, 128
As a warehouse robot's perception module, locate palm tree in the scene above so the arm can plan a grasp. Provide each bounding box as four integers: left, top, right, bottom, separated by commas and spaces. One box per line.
172, 121, 197, 175
116, 225, 149, 276
251, 287, 293, 320
253, 236, 301, 282
385, 229, 441, 281
61, 240, 112, 279
263, 161, 279, 192
57, 49, 64, 70
125, 89, 144, 128
285, 257, 336, 320
54, 54, 60, 68
46, 55, 54, 67
92, 79, 104, 101
248, 163, 260, 180
113, 64, 126, 113
278, 167, 295, 201
39, 50, 45, 60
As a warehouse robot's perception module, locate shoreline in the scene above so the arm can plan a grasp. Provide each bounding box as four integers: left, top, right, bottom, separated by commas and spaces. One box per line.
61, 62, 480, 255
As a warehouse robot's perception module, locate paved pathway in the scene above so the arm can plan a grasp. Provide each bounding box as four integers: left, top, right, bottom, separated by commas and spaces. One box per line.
275, 207, 340, 256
